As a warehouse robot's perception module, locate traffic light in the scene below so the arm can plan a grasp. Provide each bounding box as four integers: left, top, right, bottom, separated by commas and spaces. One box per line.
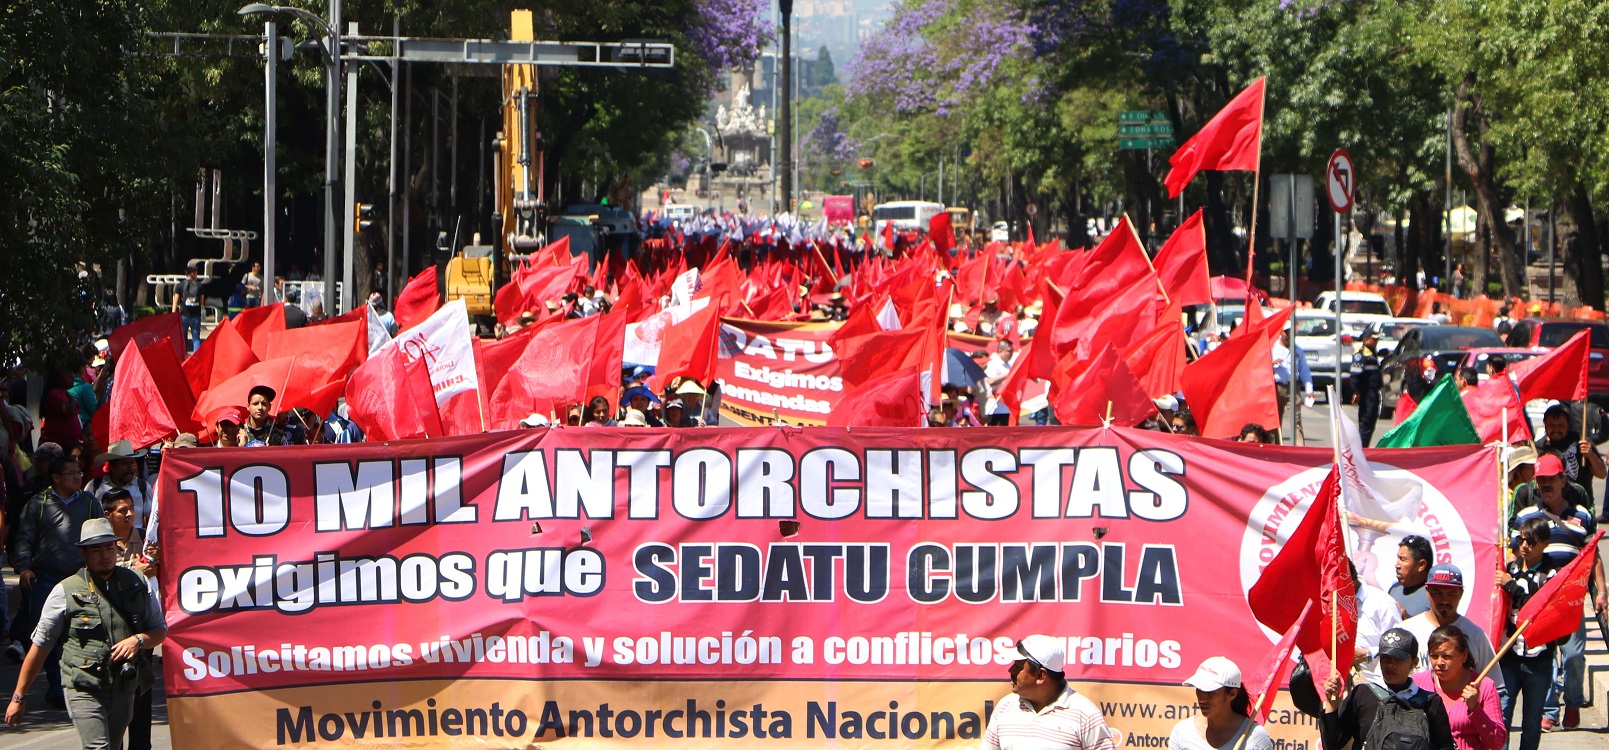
858, 159, 874, 169
353, 203, 375, 235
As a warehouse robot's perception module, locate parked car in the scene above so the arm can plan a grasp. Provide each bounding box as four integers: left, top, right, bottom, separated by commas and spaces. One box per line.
1456, 348, 1550, 432
1314, 291, 1396, 337
1381, 325, 1505, 405
1291, 311, 1353, 398
1501, 318, 1609, 403
1373, 317, 1434, 357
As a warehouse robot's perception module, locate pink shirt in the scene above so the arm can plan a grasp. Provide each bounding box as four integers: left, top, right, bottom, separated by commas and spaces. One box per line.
1411, 671, 1504, 750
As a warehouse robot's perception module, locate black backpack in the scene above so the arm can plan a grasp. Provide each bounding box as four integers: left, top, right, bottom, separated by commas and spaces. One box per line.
1363, 684, 1435, 750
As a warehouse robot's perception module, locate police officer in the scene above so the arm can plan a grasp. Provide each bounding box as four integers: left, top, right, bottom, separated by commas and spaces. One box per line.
6, 518, 166, 749
1351, 326, 1385, 447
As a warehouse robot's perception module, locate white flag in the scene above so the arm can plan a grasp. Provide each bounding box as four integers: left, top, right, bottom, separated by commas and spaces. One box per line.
1330, 388, 1424, 525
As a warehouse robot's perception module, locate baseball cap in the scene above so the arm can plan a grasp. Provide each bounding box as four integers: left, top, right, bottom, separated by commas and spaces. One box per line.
1183, 657, 1243, 691
519, 413, 550, 428
1154, 394, 1179, 412
1535, 453, 1565, 478
1376, 628, 1418, 661
1426, 563, 1464, 588
1014, 635, 1066, 673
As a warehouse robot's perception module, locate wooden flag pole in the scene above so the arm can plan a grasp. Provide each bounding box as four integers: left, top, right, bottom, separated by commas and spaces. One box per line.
1476, 620, 1528, 685
1244, 83, 1267, 291
1330, 589, 1339, 684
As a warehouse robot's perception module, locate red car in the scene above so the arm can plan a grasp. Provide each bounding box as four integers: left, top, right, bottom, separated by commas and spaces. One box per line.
1502, 318, 1609, 402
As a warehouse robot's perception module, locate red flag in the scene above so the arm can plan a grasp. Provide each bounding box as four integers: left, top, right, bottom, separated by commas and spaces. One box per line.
233, 302, 289, 360
107, 313, 183, 363
1154, 209, 1211, 306
1516, 530, 1605, 646
650, 301, 725, 392
880, 220, 895, 251
834, 328, 929, 391
108, 342, 179, 448
192, 355, 344, 424
345, 344, 439, 441
1047, 217, 1166, 357
827, 366, 927, 427
1164, 77, 1266, 198
584, 311, 627, 413
1462, 376, 1531, 443
1180, 327, 1279, 438
402, 354, 446, 438
1049, 344, 1157, 427
181, 316, 259, 398
1246, 467, 1359, 690
1510, 329, 1591, 402
1392, 390, 1419, 425
393, 266, 441, 332
260, 321, 366, 377
488, 317, 598, 430
1126, 317, 1187, 399
1242, 600, 1311, 724
929, 212, 955, 254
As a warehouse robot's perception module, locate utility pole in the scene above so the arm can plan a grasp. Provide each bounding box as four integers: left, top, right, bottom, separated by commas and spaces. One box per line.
263, 20, 278, 304
386, 11, 399, 306
342, 21, 359, 314
325, 1, 342, 316
777, 0, 793, 212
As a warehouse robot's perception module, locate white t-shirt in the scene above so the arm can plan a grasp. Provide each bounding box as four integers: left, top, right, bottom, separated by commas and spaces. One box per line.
1402, 612, 1505, 693
1355, 584, 1404, 685
1167, 718, 1272, 750
983, 353, 1015, 416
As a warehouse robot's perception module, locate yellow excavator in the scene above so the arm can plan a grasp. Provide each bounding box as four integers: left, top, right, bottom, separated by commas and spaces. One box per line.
446, 10, 545, 317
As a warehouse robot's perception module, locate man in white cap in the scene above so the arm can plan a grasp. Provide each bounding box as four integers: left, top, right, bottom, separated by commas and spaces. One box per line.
982, 634, 1116, 750
6, 518, 166, 745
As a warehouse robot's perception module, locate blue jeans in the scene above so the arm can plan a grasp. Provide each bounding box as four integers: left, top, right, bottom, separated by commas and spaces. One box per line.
1501, 651, 1553, 750
180, 312, 202, 353
1544, 616, 1586, 720
25, 571, 64, 701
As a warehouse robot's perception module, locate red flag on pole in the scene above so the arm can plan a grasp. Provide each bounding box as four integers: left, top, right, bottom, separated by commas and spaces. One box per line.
827, 365, 927, 427
1515, 530, 1605, 646
1179, 330, 1279, 438
393, 266, 441, 332
649, 300, 725, 392
106, 312, 184, 364
929, 212, 955, 254
108, 342, 180, 448
1049, 343, 1157, 428
1509, 329, 1591, 402
1242, 599, 1311, 724
1164, 77, 1266, 198
1246, 467, 1359, 690
1154, 208, 1211, 306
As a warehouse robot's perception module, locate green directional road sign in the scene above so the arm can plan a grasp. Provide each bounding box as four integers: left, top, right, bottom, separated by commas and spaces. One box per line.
1118, 110, 1169, 124
1119, 137, 1177, 150
1119, 123, 1174, 137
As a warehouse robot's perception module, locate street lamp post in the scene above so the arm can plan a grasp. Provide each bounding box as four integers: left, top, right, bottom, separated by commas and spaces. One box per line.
239, 2, 341, 315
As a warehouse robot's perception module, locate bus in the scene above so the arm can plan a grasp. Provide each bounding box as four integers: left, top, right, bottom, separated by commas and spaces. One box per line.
871, 200, 946, 237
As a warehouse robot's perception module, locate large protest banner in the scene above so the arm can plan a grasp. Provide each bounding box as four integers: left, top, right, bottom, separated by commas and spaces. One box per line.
715, 319, 998, 426
158, 427, 1498, 749
715, 319, 842, 426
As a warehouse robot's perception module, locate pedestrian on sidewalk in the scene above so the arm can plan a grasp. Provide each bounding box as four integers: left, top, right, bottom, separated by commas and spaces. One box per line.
5, 518, 166, 749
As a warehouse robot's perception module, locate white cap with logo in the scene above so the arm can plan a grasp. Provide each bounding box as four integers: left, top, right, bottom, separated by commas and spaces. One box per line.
1182, 656, 1242, 691
1015, 635, 1067, 673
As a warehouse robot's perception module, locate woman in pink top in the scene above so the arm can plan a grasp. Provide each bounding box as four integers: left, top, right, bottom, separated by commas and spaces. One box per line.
1412, 625, 1505, 750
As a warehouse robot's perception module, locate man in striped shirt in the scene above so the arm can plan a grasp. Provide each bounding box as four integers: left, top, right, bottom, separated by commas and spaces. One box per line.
982, 635, 1117, 750
1507, 453, 1607, 729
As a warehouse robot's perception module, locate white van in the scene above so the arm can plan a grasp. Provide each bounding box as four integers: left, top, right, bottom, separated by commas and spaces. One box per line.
663, 204, 697, 222
872, 201, 945, 237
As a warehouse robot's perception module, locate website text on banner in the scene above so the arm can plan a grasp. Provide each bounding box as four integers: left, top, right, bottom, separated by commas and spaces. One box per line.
157, 428, 1498, 749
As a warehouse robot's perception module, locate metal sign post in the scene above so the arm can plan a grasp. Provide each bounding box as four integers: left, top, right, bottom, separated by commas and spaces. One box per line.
1327, 150, 1355, 414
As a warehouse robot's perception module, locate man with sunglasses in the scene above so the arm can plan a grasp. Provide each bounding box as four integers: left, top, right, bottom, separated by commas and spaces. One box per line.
982, 635, 1116, 750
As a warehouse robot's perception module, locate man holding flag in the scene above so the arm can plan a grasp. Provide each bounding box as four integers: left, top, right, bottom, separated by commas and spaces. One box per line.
1507, 453, 1607, 729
